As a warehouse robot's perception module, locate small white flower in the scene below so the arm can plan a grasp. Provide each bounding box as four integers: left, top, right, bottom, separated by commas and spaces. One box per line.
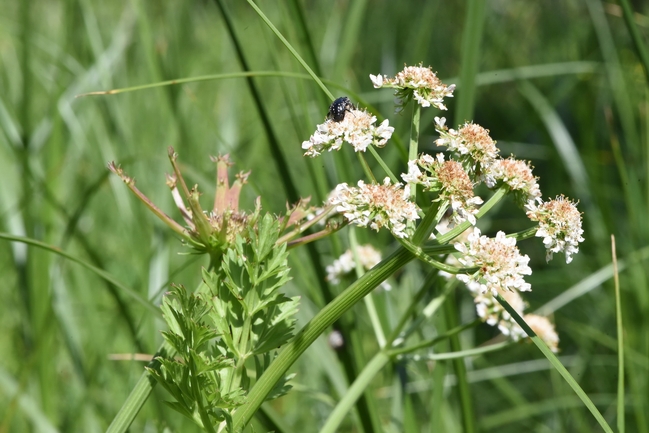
401, 159, 423, 184
413, 90, 431, 108
369, 74, 384, 88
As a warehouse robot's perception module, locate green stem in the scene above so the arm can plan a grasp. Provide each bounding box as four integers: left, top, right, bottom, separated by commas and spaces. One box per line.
232, 247, 415, 430
107, 343, 172, 433
358, 152, 377, 184
434, 186, 508, 245
319, 352, 391, 433
368, 146, 398, 184
387, 320, 480, 357
420, 341, 510, 360
444, 297, 476, 433
191, 360, 217, 433
77, 71, 313, 97
398, 238, 474, 275
506, 226, 539, 242
413, 201, 447, 245
350, 229, 386, 347
228, 316, 252, 393
408, 103, 421, 202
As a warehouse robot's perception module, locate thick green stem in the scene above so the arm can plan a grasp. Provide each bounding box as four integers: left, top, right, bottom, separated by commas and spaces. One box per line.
232, 247, 414, 429
228, 316, 252, 393
413, 201, 446, 245
408, 103, 421, 202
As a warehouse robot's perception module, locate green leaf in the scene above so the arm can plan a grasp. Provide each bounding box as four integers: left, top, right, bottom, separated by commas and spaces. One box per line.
252, 296, 299, 354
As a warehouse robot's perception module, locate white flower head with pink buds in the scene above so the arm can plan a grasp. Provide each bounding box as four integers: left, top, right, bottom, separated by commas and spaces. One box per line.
329, 178, 420, 239
526, 195, 584, 263
370, 64, 455, 111
455, 228, 532, 296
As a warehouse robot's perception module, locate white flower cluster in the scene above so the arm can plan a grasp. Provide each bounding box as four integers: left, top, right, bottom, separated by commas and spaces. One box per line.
370, 65, 455, 110
326, 245, 391, 290
329, 178, 420, 239
402, 153, 483, 226
455, 228, 532, 296
434, 117, 499, 177
302, 109, 394, 157
526, 195, 584, 263
485, 157, 542, 205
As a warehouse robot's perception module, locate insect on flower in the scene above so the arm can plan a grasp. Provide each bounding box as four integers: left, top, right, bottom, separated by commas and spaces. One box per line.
328, 96, 355, 122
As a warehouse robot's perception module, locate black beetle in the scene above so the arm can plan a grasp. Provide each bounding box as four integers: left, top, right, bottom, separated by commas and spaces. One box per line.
328, 96, 355, 122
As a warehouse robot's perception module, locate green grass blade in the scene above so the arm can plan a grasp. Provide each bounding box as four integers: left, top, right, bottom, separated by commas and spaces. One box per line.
0, 232, 159, 316
76, 71, 314, 97
453, 0, 486, 125
0, 366, 59, 433
214, 0, 300, 204
319, 352, 390, 433
617, 0, 649, 84
246, 0, 333, 101
612, 236, 625, 433
105, 345, 168, 433
498, 295, 615, 433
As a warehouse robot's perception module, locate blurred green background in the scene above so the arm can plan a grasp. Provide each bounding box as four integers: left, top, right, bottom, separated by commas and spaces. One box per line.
1, 0, 648, 431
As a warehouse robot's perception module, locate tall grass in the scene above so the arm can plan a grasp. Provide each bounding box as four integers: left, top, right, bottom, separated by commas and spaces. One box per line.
1, 1, 648, 432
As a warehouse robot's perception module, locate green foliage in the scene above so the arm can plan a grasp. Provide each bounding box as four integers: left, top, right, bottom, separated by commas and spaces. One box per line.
148, 214, 297, 432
